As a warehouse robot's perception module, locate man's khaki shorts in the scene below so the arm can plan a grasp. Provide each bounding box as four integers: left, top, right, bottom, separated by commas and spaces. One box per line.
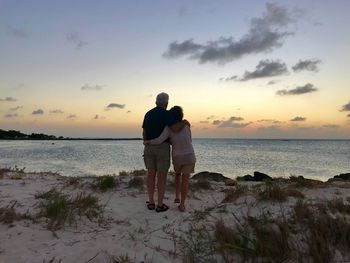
143, 143, 170, 173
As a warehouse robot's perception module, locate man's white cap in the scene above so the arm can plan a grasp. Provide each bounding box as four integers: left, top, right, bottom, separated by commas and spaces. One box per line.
156, 92, 169, 106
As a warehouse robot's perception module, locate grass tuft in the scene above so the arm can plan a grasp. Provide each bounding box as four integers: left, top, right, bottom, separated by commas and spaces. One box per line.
64, 177, 81, 188
221, 184, 248, 203
285, 188, 305, 199
127, 176, 144, 189
119, 171, 129, 177
178, 223, 216, 263
0, 205, 19, 224
95, 175, 117, 192
36, 188, 101, 230
130, 169, 147, 177
259, 182, 287, 202
259, 182, 305, 202
327, 198, 350, 215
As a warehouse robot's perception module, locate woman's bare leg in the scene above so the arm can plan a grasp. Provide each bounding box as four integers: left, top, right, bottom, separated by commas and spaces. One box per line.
180, 173, 190, 207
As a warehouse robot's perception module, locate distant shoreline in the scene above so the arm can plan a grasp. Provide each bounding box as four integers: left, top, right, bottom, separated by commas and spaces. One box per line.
0, 138, 142, 141
1, 138, 350, 141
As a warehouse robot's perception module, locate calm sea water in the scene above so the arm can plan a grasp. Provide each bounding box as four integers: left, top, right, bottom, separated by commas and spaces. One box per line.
0, 139, 349, 181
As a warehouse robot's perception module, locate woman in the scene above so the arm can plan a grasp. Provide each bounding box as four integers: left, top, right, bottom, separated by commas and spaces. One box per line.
144, 106, 196, 212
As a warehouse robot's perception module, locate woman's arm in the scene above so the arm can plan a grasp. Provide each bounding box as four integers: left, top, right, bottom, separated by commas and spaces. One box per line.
148, 127, 170, 145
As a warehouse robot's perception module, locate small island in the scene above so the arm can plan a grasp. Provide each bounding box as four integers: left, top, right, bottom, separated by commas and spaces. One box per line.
0, 129, 63, 140
0, 129, 141, 141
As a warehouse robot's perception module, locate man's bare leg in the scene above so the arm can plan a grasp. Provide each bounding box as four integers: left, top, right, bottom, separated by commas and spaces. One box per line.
157, 171, 167, 206
175, 173, 181, 201
147, 170, 156, 204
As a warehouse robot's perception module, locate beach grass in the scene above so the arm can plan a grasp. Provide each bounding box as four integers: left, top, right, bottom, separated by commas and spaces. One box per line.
1, 168, 350, 262
94, 175, 117, 192
127, 176, 144, 190
221, 184, 248, 203
36, 188, 101, 230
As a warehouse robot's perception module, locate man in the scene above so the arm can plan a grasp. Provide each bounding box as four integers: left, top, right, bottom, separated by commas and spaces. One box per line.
142, 92, 186, 212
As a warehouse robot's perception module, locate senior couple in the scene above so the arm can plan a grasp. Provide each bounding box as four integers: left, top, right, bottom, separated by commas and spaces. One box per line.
142, 92, 196, 212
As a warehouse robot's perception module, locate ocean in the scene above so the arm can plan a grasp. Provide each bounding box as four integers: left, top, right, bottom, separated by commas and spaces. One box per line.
0, 139, 349, 181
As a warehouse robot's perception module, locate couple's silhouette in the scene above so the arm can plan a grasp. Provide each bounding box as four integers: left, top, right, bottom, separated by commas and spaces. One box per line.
142, 93, 196, 212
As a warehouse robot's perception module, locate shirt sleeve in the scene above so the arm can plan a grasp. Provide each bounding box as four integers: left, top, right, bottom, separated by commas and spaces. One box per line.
150, 127, 170, 145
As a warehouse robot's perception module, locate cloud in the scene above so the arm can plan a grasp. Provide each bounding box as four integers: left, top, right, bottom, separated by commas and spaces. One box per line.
4, 113, 19, 118
50, 109, 64, 114
67, 114, 77, 119
212, 116, 252, 128
200, 121, 209, 124
267, 80, 280, 85
32, 109, 44, 115
340, 101, 350, 112
322, 124, 340, 129
348, 114, 350, 118
219, 75, 238, 82
126, 110, 131, 114
257, 119, 282, 124
206, 115, 216, 120
81, 84, 103, 91
66, 32, 88, 49
93, 114, 105, 120
9, 106, 23, 111
292, 59, 321, 72
7, 26, 29, 38
290, 116, 306, 122
106, 103, 126, 110
163, 3, 301, 64
239, 59, 288, 81
0, 97, 16, 102
276, 83, 317, 96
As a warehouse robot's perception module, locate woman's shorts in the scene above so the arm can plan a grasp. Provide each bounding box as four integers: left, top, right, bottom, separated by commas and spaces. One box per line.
174, 163, 195, 174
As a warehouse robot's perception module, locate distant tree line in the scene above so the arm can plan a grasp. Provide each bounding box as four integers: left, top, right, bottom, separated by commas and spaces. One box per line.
0, 129, 65, 140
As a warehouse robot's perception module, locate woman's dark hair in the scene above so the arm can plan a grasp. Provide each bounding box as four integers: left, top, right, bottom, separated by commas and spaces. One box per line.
169, 106, 183, 122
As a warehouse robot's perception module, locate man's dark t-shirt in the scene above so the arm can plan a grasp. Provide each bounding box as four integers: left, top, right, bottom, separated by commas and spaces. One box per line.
142, 107, 176, 140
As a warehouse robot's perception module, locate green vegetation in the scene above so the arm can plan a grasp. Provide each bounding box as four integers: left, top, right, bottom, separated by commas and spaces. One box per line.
36, 188, 100, 230
221, 184, 248, 203
95, 175, 117, 192
327, 198, 350, 214
0, 201, 32, 225
258, 182, 304, 202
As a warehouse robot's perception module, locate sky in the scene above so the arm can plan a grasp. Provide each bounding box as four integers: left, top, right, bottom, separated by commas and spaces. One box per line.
0, 0, 349, 139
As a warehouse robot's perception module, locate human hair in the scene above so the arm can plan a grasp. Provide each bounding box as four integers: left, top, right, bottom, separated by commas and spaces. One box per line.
155, 92, 169, 108
169, 106, 183, 122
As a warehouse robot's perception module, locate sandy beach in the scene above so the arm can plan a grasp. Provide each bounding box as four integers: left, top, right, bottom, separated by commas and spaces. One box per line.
1, 168, 350, 263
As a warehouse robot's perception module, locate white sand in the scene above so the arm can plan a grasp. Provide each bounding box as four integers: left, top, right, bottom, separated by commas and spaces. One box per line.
0, 170, 349, 263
